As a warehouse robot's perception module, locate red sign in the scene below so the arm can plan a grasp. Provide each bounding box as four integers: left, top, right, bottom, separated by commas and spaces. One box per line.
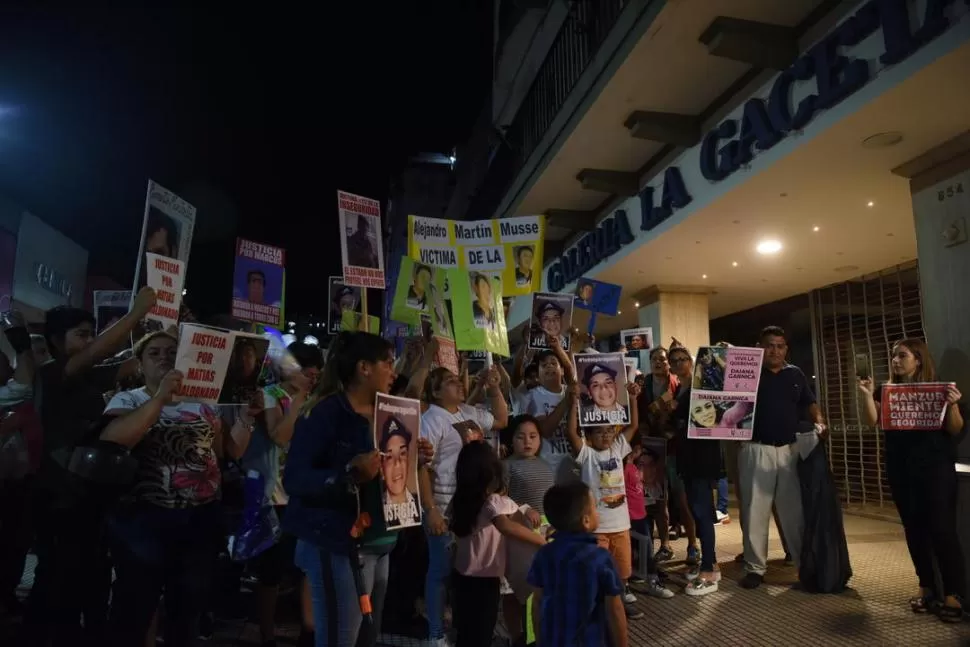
880, 383, 951, 431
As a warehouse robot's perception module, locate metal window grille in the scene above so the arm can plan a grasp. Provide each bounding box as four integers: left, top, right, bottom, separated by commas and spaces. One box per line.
809, 263, 924, 510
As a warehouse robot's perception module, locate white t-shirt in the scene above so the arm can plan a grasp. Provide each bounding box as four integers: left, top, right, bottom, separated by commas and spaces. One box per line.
421, 403, 495, 513
510, 383, 532, 416
577, 434, 632, 533
525, 385, 570, 473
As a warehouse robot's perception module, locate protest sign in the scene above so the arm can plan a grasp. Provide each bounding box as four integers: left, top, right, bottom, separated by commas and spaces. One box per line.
174, 324, 269, 406
428, 269, 454, 340
374, 393, 422, 530
337, 190, 384, 289
879, 383, 952, 431
144, 253, 185, 332
328, 277, 361, 335
132, 180, 195, 299
573, 278, 622, 316
390, 257, 436, 326
231, 238, 285, 327
94, 290, 132, 335
432, 336, 460, 375
407, 215, 544, 297
528, 293, 573, 351
340, 310, 380, 334
623, 356, 639, 382
620, 327, 654, 352
443, 269, 509, 357
574, 352, 630, 427
688, 346, 763, 440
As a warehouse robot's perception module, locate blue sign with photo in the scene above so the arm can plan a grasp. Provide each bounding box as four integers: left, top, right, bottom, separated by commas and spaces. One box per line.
572, 278, 621, 316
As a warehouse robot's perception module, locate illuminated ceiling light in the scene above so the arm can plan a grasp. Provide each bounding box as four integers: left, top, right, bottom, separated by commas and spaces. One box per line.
634, 301, 640, 308
287, 321, 296, 327
756, 240, 783, 255
867, 200, 874, 208
303, 335, 319, 346
617, 310, 622, 315
732, 261, 738, 267
701, 274, 708, 279
812, 226, 820, 232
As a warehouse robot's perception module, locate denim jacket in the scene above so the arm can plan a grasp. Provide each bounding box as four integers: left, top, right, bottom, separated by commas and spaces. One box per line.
282, 392, 379, 554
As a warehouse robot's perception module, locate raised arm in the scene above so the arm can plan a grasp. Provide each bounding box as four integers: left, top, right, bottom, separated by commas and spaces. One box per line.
65, 287, 156, 379
564, 384, 584, 456
101, 370, 181, 447
621, 382, 641, 443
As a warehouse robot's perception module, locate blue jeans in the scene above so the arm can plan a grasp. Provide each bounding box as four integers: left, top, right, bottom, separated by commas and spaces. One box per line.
630, 517, 656, 576
424, 528, 453, 640
716, 478, 729, 515
295, 540, 391, 647
684, 478, 716, 572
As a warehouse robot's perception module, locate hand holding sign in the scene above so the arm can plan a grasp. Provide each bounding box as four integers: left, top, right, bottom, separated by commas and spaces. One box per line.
946, 383, 962, 405
349, 450, 382, 484
153, 369, 183, 405
133, 286, 158, 318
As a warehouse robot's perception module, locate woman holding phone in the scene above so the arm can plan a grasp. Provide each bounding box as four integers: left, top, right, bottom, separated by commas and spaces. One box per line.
858, 338, 966, 622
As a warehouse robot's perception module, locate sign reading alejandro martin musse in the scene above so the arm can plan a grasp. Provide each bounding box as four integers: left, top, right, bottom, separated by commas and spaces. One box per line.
407, 215, 544, 296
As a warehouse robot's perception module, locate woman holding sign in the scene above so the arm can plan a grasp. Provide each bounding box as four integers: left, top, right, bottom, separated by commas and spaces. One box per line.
858, 338, 965, 622
98, 330, 262, 646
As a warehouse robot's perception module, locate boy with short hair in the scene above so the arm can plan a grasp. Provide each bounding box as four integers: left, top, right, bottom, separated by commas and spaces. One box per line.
527, 482, 628, 647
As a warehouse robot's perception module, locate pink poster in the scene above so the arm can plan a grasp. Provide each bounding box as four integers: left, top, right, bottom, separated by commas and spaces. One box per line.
688, 345, 764, 441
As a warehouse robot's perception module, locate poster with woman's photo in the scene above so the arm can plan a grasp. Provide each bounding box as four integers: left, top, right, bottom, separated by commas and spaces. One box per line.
687, 346, 763, 440
445, 268, 509, 356
328, 277, 361, 335
528, 293, 573, 351
639, 436, 667, 503
132, 180, 196, 301
374, 393, 422, 530
574, 352, 630, 427
390, 257, 435, 326
173, 324, 269, 406
337, 190, 384, 289
93, 290, 132, 335
620, 327, 654, 353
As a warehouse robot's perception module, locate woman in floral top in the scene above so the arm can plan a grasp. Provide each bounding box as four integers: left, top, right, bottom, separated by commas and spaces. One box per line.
99, 330, 261, 646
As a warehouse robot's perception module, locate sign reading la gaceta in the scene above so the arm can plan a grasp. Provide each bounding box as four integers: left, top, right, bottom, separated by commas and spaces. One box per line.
12, 212, 88, 311
546, 0, 967, 292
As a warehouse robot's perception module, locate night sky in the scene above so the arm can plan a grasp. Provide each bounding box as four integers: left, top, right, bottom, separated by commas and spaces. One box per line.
0, 3, 492, 320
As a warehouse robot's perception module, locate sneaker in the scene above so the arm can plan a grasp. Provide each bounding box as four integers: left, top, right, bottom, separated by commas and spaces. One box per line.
668, 526, 680, 540
624, 603, 644, 620
623, 587, 637, 604
685, 545, 699, 566
739, 572, 764, 589
655, 546, 674, 562
715, 511, 730, 524
686, 568, 722, 582
644, 576, 674, 599
685, 577, 719, 597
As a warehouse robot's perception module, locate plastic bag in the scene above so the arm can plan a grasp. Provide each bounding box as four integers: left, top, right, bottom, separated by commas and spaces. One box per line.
797, 442, 852, 593
229, 470, 281, 561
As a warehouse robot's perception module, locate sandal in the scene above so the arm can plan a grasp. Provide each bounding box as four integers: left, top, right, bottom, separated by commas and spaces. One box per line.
939, 604, 963, 624
910, 596, 933, 614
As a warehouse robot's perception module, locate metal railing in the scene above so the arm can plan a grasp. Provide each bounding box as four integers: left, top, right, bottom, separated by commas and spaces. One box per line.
466, 0, 628, 220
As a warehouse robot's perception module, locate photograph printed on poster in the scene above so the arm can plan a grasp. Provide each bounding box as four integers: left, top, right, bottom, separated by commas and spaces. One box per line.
337, 190, 384, 289
620, 327, 654, 352
693, 346, 728, 391
231, 239, 284, 326
133, 181, 195, 295
528, 293, 573, 351
218, 335, 271, 405
512, 244, 535, 289
470, 272, 499, 331
639, 436, 667, 503
573, 278, 621, 315
374, 393, 422, 530
94, 290, 132, 335
328, 277, 361, 335
574, 352, 630, 427
406, 262, 434, 310
687, 346, 762, 440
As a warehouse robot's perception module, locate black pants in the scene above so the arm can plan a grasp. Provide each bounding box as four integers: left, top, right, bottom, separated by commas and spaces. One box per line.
107, 503, 222, 647
888, 450, 965, 598
25, 492, 111, 647
451, 571, 500, 647
0, 477, 33, 601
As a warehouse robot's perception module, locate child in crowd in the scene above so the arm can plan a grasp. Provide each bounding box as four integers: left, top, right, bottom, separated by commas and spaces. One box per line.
502, 414, 555, 644
527, 482, 628, 647
450, 442, 546, 647
623, 435, 673, 599
563, 381, 644, 620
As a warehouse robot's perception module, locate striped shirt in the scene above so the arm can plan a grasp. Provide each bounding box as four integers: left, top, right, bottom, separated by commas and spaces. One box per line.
527, 532, 623, 646
504, 457, 555, 515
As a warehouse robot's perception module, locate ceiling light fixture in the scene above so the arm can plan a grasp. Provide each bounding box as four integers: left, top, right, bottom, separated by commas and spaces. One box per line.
701, 274, 708, 279
861, 131, 903, 149
756, 240, 783, 255
867, 200, 874, 207
617, 310, 622, 315
732, 261, 738, 267
812, 226, 820, 232
634, 302, 640, 308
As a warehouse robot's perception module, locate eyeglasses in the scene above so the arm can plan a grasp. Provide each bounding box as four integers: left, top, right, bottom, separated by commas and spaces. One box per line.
669, 356, 691, 364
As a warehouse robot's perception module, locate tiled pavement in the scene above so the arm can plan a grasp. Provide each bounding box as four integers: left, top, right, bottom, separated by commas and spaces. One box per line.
7, 508, 970, 646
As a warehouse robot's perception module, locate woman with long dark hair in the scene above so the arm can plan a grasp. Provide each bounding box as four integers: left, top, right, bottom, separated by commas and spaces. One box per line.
858, 338, 966, 622
283, 332, 430, 647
